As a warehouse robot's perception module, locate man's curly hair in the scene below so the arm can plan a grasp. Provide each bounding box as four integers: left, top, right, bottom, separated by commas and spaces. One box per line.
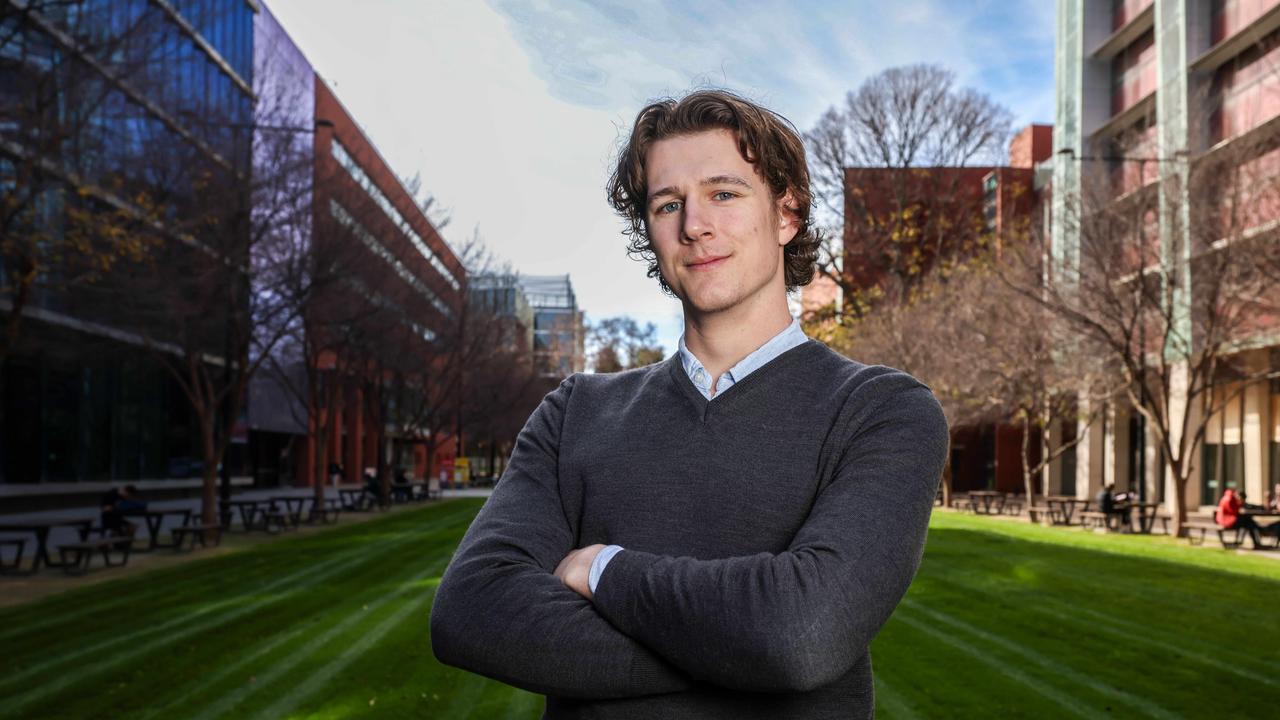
606, 89, 823, 296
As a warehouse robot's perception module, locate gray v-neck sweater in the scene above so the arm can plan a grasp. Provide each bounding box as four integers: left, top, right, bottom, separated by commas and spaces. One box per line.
430, 340, 949, 719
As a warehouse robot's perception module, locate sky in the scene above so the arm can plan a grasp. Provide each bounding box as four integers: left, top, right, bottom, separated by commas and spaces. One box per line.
265, 0, 1056, 357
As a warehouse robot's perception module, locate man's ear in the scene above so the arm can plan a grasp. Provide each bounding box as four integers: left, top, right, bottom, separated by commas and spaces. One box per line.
776, 190, 800, 246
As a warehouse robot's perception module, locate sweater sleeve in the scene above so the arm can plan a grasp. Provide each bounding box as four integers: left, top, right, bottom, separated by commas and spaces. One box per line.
429, 375, 692, 699
590, 380, 949, 693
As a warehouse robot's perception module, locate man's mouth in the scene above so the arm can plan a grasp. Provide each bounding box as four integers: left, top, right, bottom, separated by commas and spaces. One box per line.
687, 255, 728, 270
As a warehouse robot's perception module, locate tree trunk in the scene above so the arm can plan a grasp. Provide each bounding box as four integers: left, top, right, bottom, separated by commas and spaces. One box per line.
199, 416, 219, 525
1020, 413, 1036, 514
1039, 411, 1052, 508
425, 438, 437, 489
1170, 460, 1189, 538
312, 415, 328, 510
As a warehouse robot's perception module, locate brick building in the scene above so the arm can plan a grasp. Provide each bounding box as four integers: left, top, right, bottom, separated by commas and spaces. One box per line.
810, 124, 1054, 494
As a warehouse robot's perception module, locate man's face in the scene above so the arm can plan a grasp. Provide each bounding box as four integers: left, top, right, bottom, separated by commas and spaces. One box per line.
643, 129, 796, 316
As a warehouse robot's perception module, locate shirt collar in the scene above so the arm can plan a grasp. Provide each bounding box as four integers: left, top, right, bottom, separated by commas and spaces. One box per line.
678, 317, 807, 389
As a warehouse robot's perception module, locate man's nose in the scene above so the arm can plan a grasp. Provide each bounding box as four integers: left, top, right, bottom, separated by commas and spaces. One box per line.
681, 199, 712, 242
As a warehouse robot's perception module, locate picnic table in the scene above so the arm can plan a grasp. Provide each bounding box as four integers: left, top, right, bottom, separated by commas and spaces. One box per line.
1243, 511, 1280, 547
269, 496, 311, 527
221, 499, 271, 531
123, 508, 192, 551
1046, 496, 1088, 525
0, 517, 95, 574
968, 491, 1006, 515
1127, 502, 1165, 534
337, 485, 370, 511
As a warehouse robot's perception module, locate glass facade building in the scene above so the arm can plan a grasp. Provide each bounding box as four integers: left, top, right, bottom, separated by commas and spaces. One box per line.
1, 0, 256, 485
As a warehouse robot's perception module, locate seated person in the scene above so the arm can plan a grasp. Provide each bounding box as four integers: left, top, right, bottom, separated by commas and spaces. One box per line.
1216, 488, 1275, 547
361, 469, 381, 508
100, 485, 146, 536
392, 469, 412, 503
1096, 483, 1129, 531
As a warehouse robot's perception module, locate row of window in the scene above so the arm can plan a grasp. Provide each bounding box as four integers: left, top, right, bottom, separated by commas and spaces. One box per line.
328, 199, 453, 321
341, 273, 438, 344
1111, 29, 1156, 116
330, 141, 461, 292
0, 347, 205, 483
3, 1, 253, 178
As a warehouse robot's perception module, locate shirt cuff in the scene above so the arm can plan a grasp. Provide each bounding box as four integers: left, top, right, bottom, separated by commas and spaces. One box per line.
588, 544, 625, 594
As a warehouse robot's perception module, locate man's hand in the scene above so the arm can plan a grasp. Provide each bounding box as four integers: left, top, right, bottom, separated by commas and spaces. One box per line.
554, 544, 606, 600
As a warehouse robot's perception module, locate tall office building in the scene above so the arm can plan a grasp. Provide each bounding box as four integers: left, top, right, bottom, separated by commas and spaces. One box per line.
518, 274, 585, 378
1, 1, 256, 497
0, 1, 465, 507
1054, 0, 1280, 508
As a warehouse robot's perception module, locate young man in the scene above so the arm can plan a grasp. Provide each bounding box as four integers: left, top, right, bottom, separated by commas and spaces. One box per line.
430, 90, 949, 719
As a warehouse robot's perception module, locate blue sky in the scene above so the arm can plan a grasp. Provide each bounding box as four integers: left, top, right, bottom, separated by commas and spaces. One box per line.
267, 0, 1055, 357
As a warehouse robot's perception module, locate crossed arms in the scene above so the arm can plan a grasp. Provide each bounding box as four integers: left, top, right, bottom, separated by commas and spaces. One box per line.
428, 374, 949, 698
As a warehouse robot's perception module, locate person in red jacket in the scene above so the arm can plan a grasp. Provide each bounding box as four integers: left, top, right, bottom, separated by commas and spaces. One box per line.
1216, 488, 1264, 548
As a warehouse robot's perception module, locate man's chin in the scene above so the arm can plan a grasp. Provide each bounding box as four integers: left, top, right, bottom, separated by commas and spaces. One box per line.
681, 292, 741, 317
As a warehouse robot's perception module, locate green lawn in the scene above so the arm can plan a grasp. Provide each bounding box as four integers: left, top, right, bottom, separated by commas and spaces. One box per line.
1, 500, 1276, 719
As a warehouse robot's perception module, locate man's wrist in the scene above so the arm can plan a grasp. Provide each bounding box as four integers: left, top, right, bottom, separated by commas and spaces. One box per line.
588, 545, 625, 594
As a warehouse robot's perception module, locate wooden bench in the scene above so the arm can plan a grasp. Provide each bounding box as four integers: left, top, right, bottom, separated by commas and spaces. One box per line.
57, 535, 133, 575
1183, 520, 1243, 548
1027, 505, 1056, 524
1147, 514, 1172, 535
309, 504, 342, 524
261, 510, 292, 534
1002, 497, 1024, 516
170, 523, 222, 551
0, 538, 27, 572
1078, 510, 1109, 529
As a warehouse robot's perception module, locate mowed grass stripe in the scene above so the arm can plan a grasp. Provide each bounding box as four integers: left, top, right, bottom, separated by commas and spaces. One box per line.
136, 563, 437, 720
9, 500, 1280, 718
249, 575, 446, 720
136, 504, 476, 720
891, 612, 1096, 718
873, 675, 921, 720
1, 502, 477, 715
0, 505, 447, 655
186, 568, 446, 720
4, 538, 399, 716
902, 600, 1178, 720
911, 527, 1280, 681
915, 544, 1280, 688
1027, 592, 1278, 689
0, 555, 279, 646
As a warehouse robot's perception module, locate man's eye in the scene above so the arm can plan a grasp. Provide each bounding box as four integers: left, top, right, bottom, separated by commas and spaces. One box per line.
713, 191, 736, 201
657, 201, 682, 214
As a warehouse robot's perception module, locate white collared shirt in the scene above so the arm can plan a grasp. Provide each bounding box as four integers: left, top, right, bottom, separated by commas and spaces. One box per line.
677, 317, 809, 399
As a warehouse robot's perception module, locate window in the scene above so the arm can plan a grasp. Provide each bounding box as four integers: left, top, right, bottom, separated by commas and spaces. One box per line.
330, 141, 461, 291
1111, 29, 1156, 115
329, 199, 452, 320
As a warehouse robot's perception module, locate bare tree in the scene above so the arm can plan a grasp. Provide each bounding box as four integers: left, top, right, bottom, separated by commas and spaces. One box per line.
587, 316, 664, 373
805, 64, 1013, 315
1007, 129, 1280, 536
